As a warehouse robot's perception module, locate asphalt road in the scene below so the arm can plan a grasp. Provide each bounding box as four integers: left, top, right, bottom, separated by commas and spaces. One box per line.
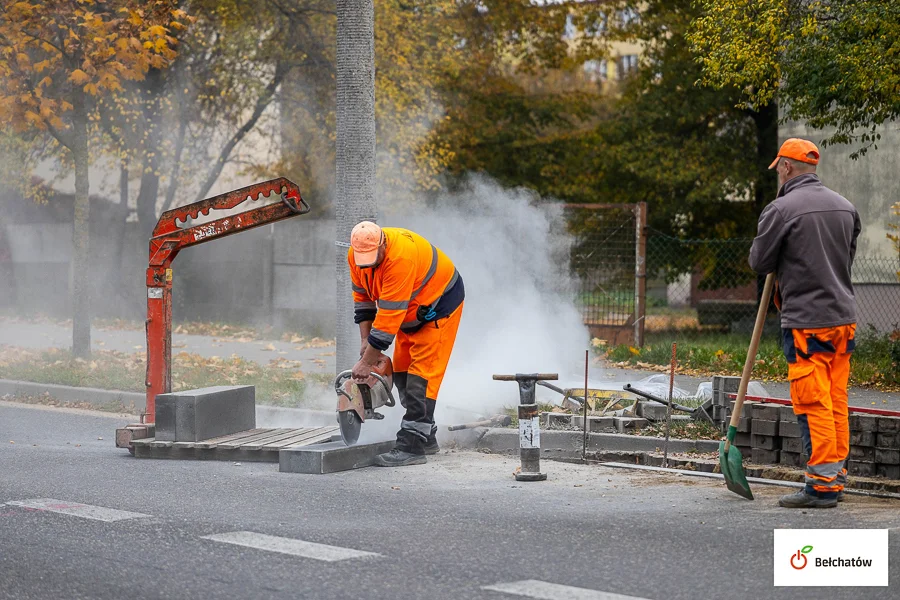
2, 402, 899, 600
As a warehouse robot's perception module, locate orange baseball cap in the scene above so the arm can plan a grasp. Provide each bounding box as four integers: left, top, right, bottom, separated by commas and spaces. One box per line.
768, 138, 820, 169
350, 221, 383, 266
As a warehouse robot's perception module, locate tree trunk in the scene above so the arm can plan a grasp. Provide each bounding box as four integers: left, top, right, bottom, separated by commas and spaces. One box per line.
335, 0, 377, 372
71, 90, 91, 358
136, 68, 165, 235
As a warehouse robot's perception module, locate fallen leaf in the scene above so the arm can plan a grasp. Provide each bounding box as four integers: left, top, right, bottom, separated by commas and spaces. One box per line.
263, 343, 276, 351
391, 486, 400, 490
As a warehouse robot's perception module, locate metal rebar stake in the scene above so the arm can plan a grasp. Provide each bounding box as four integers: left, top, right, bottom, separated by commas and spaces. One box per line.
493, 373, 558, 482
663, 342, 677, 468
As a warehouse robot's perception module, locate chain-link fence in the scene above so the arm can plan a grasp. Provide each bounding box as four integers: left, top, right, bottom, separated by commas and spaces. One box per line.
565, 204, 645, 345
644, 231, 900, 335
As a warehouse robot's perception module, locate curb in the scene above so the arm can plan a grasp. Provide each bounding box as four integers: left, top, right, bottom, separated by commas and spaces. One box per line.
0, 378, 335, 427
0, 379, 144, 412
475, 428, 719, 460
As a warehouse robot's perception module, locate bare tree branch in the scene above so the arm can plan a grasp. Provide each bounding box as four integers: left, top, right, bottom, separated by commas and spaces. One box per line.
191, 63, 288, 203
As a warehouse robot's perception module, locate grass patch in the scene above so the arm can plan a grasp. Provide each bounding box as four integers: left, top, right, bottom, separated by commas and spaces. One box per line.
602, 326, 900, 391
0, 346, 325, 407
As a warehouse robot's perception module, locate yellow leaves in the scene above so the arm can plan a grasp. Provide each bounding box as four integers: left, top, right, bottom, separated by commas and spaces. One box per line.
146, 25, 168, 38
34, 59, 51, 73
83, 82, 99, 96
23, 110, 42, 127
37, 76, 52, 89
628, 346, 641, 356
60, 100, 73, 112
127, 10, 144, 27
15, 53, 30, 68
69, 69, 91, 85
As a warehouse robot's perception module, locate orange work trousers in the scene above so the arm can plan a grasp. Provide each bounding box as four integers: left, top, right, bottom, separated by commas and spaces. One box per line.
783, 324, 856, 497
391, 303, 464, 450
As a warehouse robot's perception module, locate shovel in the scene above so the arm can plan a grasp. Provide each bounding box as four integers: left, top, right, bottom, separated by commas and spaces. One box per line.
720, 272, 775, 500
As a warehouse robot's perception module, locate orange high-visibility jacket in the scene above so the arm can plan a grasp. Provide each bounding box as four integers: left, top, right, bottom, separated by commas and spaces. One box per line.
348, 228, 458, 350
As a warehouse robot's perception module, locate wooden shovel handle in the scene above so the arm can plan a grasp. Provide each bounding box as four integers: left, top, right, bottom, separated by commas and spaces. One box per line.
728, 273, 776, 433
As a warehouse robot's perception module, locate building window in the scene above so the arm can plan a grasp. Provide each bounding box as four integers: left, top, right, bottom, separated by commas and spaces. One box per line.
618, 8, 640, 26
583, 59, 608, 82
617, 55, 639, 80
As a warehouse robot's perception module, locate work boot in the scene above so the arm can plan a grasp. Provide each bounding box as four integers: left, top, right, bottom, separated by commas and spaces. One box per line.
424, 427, 439, 455
778, 489, 838, 509
374, 448, 427, 467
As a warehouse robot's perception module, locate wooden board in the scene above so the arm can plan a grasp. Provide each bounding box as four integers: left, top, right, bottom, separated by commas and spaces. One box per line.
132, 427, 339, 462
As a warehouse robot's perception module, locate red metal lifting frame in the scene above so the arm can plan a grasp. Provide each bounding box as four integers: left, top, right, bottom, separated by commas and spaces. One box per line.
116, 178, 309, 450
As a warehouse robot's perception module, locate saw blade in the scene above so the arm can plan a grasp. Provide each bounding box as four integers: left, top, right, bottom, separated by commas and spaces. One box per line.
337, 410, 362, 446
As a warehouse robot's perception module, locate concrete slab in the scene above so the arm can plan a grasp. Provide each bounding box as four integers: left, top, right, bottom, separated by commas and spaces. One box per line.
155, 385, 255, 442
475, 429, 719, 460
279, 440, 396, 474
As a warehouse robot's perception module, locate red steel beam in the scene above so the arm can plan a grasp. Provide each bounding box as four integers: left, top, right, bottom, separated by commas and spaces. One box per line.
144, 177, 309, 423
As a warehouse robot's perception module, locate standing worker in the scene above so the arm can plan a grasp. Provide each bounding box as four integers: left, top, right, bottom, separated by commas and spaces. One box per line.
348, 221, 465, 467
749, 138, 861, 509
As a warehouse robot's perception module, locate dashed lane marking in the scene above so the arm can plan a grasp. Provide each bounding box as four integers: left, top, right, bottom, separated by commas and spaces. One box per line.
482, 580, 652, 600
6, 499, 150, 522
201, 531, 381, 562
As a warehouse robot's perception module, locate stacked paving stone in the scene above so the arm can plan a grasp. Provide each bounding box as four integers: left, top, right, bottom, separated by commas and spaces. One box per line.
540, 412, 648, 434
723, 395, 900, 479
749, 403, 782, 465
847, 414, 900, 479
777, 405, 806, 468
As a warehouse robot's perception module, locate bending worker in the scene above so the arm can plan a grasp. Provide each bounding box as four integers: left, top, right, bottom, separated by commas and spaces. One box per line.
348, 221, 465, 467
749, 138, 861, 509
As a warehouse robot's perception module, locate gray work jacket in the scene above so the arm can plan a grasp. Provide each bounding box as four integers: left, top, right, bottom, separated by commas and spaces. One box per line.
749, 173, 861, 329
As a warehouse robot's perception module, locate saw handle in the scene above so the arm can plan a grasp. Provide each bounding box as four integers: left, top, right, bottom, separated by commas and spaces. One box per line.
334, 370, 396, 407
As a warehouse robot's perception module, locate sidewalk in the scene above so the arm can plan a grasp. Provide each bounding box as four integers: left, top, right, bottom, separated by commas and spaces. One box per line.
0, 319, 338, 374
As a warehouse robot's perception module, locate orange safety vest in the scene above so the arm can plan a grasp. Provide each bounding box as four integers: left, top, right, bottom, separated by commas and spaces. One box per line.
348, 228, 458, 348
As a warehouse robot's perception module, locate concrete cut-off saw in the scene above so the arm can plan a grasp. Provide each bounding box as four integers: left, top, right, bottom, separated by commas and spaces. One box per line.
334, 355, 396, 445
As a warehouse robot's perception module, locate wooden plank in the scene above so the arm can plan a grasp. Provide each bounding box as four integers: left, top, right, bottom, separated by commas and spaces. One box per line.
150, 440, 174, 448
243, 428, 323, 450
265, 427, 339, 450
217, 428, 293, 449
263, 428, 335, 449
255, 428, 330, 450
195, 428, 268, 449
278, 430, 339, 449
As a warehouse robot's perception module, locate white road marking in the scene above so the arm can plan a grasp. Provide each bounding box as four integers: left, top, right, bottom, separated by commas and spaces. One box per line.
482, 580, 652, 600
6, 499, 150, 522
201, 531, 380, 562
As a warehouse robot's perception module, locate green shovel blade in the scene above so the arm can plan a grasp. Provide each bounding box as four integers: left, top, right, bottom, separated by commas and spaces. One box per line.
720, 426, 753, 500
